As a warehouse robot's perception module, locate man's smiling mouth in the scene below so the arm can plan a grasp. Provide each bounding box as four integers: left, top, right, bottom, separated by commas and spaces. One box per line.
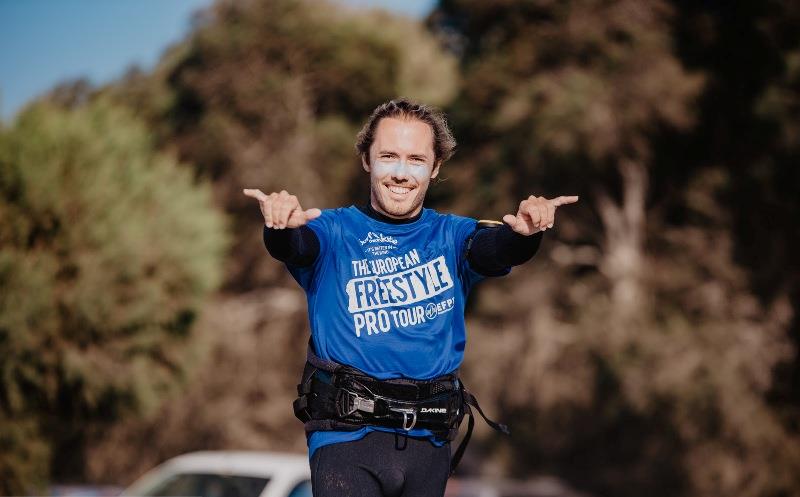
386, 184, 413, 195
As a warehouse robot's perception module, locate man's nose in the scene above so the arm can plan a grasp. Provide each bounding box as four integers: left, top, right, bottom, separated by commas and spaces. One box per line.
390, 161, 411, 180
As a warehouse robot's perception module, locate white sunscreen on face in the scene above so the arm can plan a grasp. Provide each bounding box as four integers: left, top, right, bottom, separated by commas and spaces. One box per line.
374, 160, 430, 182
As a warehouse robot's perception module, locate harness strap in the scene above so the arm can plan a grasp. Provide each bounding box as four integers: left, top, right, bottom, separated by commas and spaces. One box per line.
448, 388, 510, 475
450, 405, 474, 474
463, 389, 510, 435
306, 345, 343, 373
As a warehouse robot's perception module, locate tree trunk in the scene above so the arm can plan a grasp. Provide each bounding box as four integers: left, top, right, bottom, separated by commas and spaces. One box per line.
597, 159, 648, 320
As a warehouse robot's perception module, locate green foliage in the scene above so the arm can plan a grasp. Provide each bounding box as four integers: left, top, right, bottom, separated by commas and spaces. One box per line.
0, 99, 228, 491
431, 1, 800, 496
0, 416, 50, 495
102, 0, 458, 290
432, 0, 704, 211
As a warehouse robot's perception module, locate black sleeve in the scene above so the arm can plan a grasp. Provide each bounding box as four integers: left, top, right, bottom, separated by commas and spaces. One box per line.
262, 225, 320, 267
467, 224, 543, 276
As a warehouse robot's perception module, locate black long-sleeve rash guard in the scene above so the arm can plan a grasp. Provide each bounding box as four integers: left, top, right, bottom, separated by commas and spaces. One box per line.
262, 204, 542, 276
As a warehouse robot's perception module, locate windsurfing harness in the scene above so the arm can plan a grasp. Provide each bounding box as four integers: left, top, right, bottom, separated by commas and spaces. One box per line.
293, 344, 510, 474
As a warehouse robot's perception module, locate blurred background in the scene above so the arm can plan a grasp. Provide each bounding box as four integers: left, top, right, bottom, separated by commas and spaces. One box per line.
1, 0, 798, 496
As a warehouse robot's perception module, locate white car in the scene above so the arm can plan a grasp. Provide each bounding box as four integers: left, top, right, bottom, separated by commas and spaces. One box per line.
121, 451, 311, 497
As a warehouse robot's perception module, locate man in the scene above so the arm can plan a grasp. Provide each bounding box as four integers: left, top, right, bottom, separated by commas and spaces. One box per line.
244, 99, 577, 497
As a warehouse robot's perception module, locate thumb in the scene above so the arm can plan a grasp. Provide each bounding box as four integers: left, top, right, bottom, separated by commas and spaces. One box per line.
502, 214, 518, 227
304, 208, 322, 220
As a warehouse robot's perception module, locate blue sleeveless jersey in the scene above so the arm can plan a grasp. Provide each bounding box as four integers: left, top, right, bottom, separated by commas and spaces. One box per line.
285, 206, 508, 457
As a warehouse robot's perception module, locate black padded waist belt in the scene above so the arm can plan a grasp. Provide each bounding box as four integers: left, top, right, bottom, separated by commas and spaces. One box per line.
292, 343, 509, 474
295, 367, 462, 437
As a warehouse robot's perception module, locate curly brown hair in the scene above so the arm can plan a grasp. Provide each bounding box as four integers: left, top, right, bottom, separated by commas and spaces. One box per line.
355, 98, 456, 165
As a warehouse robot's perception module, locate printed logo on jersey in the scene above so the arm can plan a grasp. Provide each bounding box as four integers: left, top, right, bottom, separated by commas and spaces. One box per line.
425, 299, 455, 319
359, 231, 398, 246
359, 231, 398, 256
346, 248, 455, 338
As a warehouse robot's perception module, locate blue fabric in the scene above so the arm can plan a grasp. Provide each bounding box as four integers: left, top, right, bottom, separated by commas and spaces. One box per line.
286, 206, 507, 457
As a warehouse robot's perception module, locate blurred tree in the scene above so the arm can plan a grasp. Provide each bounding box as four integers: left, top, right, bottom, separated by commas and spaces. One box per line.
669, 0, 800, 442
429, 1, 800, 496
0, 99, 228, 492
102, 0, 459, 292
431, 0, 704, 318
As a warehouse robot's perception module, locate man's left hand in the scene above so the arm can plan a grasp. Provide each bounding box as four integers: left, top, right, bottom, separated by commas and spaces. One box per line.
502, 195, 579, 235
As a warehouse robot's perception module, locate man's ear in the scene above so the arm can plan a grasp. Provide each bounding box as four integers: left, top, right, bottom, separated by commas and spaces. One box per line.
361, 154, 370, 173
431, 160, 441, 179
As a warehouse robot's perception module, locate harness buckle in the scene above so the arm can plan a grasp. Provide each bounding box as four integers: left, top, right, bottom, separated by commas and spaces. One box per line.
338, 389, 375, 417
354, 396, 375, 414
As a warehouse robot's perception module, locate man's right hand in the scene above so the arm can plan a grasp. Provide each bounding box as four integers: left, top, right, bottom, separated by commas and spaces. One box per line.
243, 189, 322, 229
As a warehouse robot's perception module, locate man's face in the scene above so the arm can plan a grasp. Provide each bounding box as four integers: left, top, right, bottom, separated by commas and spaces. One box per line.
362, 117, 440, 219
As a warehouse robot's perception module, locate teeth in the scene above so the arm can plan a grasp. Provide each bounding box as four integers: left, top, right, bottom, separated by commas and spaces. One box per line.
387, 185, 411, 194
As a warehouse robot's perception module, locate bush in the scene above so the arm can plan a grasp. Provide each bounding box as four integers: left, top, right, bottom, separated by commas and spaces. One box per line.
0, 99, 229, 492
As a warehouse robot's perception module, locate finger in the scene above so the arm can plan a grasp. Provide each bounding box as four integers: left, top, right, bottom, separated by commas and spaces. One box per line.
525, 201, 542, 229
551, 195, 579, 207
530, 202, 542, 231
537, 201, 549, 230
243, 188, 268, 201
280, 190, 302, 228
304, 208, 322, 220
263, 197, 274, 228
516, 208, 536, 235
285, 204, 301, 229
268, 193, 280, 229
277, 195, 298, 229
546, 201, 555, 229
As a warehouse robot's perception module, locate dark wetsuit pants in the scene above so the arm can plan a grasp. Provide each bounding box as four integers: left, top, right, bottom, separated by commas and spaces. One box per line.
310, 431, 450, 497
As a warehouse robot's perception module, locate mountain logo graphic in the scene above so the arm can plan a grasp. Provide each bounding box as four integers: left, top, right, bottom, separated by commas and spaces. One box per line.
359, 231, 399, 246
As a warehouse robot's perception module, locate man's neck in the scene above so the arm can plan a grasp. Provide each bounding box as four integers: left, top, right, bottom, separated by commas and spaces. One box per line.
357, 202, 422, 224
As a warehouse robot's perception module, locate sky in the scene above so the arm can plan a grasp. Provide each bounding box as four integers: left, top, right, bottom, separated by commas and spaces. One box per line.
0, 0, 436, 122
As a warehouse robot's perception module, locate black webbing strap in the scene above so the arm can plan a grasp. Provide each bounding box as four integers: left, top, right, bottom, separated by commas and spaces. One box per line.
448, 388, 510, 475
306, 344, 343, 373
463, 389, 510, 435
449, 406, 474, 474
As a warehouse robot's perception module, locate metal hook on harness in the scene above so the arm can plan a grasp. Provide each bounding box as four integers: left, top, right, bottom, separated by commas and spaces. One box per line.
391, 407, 417, 431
